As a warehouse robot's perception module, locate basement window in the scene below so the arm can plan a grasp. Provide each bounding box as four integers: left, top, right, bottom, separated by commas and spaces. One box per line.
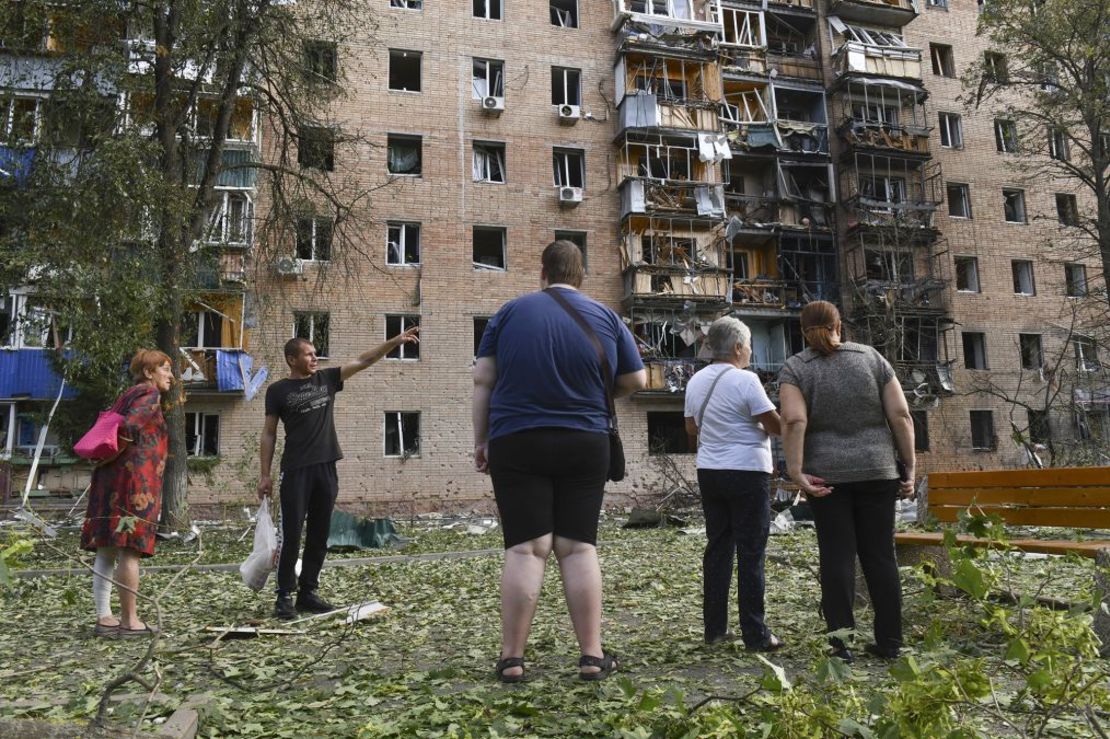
185, 412, 220, 457
473, 226, 506, 270
388, 49, 422, 92
970, 410, 996, 450
551, 0, 578, 27
473, 141, 506, 183
385, 315, 420, 360
387, 222, 421, 266
647, 412, 693, 455
387, 134, 422, 175
384, 412, 421, 457
295, 217, 333, 261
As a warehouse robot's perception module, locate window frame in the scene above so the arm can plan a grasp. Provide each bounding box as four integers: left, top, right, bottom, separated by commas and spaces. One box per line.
1065, 263, 1088, 298
472, 225, 507, 270
297, 125, 336, 171
386, 221, 421, 266
646, 411, 695, 455
554, 230, 588, 272
388, 49, 422, 93
551, 67, 582, 106
954, 256, 981, 293
946, 182, 971, 219
184, 411, 220, 457
389, 0, 423, 9
472, 58, 505, 99
1048, 128, 1070, 161
984, 51, 1009, 83
938, 112, 963, 149
386, 133, 423, 176
910, 410, 930, 452
304, 39, 338, 84
930, 43, 956, 78
1019, 333, 1043, 370
1055, 193, 1079, 226
473, 0, 503, 20
292, 311, 330, 358
1003, 188, 1027, 224
295, 216, 333, 262
472, 140, 507, 184
962, 331, 989, 370
550, 0, 579, 27
970, 410, 996, 451
1011, 259, 1036, 296
205, 190, 254, 246
385, 314, 421, 360
552, 147, 585, 188
473, 316, 491, 357
994, 118, 1018, 153
384, 411, 421, 457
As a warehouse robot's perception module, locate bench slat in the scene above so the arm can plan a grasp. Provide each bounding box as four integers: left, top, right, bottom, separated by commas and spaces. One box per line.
894, 531, 1110, 558
929, 487, 1110, 507
930, 506, 1110, 529
929, 467, 1110, 489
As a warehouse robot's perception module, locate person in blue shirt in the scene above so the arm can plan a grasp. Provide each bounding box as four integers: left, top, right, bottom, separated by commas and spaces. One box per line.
473, 240, 646, 682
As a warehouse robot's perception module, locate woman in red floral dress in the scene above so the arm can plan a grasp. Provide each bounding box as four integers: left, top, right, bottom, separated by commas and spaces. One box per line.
81, 349, 174, 637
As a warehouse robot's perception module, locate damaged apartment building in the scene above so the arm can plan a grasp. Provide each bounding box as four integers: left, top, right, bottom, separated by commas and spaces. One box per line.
2, 0, 1105, 508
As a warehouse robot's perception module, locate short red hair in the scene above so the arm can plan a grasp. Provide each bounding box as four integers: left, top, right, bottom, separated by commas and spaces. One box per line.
129, 349, 172, 383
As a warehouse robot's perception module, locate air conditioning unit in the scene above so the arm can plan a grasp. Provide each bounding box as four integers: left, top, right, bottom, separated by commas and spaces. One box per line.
557, 186, 583, 206
275, 256, 304, 276
557, 104, 581, 124
480, 96, 505, 115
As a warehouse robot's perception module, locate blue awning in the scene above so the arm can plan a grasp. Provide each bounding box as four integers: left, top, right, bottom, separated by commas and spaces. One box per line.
0, 350, 75, 400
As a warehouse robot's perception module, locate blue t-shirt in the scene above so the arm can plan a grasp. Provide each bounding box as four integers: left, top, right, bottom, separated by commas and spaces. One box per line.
477, 288, 644, 440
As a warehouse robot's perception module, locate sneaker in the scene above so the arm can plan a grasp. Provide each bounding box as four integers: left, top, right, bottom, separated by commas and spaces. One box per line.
296, 590, 336, 613
274, 593, 296, 620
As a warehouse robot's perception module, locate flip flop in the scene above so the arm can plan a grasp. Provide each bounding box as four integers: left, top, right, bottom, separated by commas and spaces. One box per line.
578, 651, 619, 681
495, 657, 526, 683
93, 623, 119, 638
118, 624, 160, 638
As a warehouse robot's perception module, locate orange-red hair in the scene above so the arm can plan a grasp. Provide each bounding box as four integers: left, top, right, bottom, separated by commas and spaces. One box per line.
129, 349, 172, 383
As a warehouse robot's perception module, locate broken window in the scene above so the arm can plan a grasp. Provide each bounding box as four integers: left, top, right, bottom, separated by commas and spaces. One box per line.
385, 315, 420, 360
970, 410, 995, 450
984, 51, 1009, 83
843, 25, 906, 48
938, 112, 962, 148
473, 317, 490, 356
1019, 334, 1043, 370
551, 67, 581, 106
930, 44, 956, 78
387, 222, 421, 265
1075, 408, 1110, 442
722, 8, 764, 47
298, 125, 335, 171
954, 256, 980, 292
864, 249, 913, 283
388, 49, 421, 92
1027, 410, 1050, 445
994, 119, 1018, 153
638, 147, 691, 180
206, 191, 254, 245
1048, 128, 1069, 161
1074, 336, 1100, 372
911, 411, 929, 452
472, 58, 504, 99
947, 183, 971, 219
182, 309, 225, 349
554, 230, 587, 271
296, 216, 333, 261
387, 133, 422, 175
962, 331, 988, 370
473, 0, 502, 20
1065, 263, 1087, 297
384, 412, 420, 456
473, 141, 506, 183
1056, 193, 1079, 226
553, 148, 585, 188
851, 101, 899, 127
647, 412, 693, 455
390, 0, 422, 9
2, 96, 41, 143
927, 0, 948, 8
185, 412, 219, 457
551, 0, 578, 27
633, 74, 686, 100
1003, 188, 1026, 223
293, 311, 329, 357
473, 226, 506, 269
860, 175, 906, 205
304, 40, 338, 84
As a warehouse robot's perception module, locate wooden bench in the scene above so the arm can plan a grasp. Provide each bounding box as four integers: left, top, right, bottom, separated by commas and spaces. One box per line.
895, 467, 1110, 558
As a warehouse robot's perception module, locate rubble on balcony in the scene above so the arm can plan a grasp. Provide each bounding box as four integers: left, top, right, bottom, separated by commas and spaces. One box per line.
620, 222, 731, 304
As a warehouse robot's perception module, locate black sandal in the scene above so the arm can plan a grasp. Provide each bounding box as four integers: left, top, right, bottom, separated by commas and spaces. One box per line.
495, 657, 526, 683
578, 651, 619, 681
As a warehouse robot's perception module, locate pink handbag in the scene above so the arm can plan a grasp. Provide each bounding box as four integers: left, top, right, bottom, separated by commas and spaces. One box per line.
74, 391, 131, 461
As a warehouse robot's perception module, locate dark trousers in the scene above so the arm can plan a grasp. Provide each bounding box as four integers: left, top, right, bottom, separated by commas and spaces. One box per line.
808, 478, 902, 651
277, 461, 338, 595
697, 468, 772, 646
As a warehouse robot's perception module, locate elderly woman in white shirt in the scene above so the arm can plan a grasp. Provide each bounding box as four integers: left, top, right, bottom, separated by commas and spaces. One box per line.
684, 316, 783, 650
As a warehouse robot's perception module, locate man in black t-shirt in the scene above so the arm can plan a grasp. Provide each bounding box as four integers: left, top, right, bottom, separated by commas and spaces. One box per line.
258, 328, 419, 619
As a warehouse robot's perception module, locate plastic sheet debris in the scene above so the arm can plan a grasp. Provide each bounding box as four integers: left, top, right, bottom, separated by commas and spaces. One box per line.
327, 511, 402, 550
769, 509, 795, 535
287, 600, 389, 626
678, 527, 707, 536
622, 508, 688, 529
440, 518, 500, 535
896, 499, 917, 524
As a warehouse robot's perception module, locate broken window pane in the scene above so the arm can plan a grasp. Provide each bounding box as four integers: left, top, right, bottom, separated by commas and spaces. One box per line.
946, 183, 971, 218
551, 67, 581, 106
962, 331, 988, 370
647, 412, 693, 455
1003, 188, 1026, 223
550, 0, 578, 27
472, 58, 504, 99
970, 410, 995, 450
554, 230, 587, 271
387, 133, 422, 175
296, 217, 332, 261
1056, 193, 1078, 226
984, 51, 1008, 83
304, 40, 338, 83
930, 44, 955, 77
1074, 336, 1100, 372
388, 49, 421, 92
472, 141, 506, 183
384, 411, 421, 456
385, 315, 420, 360
473, 0, 502, 20
1019, 334, 1043, 370
954, 256, 980, 292
473, 226, 506, 269
298, 125, 335, 171
387, 222, 421, 265
293, 311, 329, 357
1027, 410, 1050, 445
552, 148, 585, 188
185, 412, 220, 457
1065, 263, 1087, 297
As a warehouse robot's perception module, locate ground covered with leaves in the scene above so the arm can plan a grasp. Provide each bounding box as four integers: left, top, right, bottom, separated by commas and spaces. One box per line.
1, 516, 1108, 737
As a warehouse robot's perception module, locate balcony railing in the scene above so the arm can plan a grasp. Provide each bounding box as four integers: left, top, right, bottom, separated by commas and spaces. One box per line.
642, 358, 710, 395
840, 121, 930, 155
732, 278, 839, 308
179, 348, 261, 394
767, 51, 823, 81
719, 47, 767, 76
621, 179, 726, 219
719, 120, 829, 155
618, 94, 720, 134
832, 43, 922, 81
625, 265, 732, 304
611, 0, 724, 34
827, 0, 917, 26
724, 193, 779, 227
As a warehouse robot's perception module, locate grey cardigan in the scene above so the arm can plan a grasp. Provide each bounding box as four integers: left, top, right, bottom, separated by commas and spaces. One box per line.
778, 342, 899, 484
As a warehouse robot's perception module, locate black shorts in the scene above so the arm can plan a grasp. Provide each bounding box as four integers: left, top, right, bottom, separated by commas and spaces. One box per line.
488, 428, 609, 549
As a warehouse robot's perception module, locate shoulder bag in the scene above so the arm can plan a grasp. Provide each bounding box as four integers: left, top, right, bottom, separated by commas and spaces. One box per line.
544, 288, 626, 482
74, 386, 138, 462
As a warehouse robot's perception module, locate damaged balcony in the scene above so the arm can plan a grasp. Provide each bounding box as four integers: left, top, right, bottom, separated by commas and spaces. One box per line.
729, 232, 838, 310
828, 17, 922, 81
764, 11, 821, 81
620, 219, 731, 307
772, 84, 829, 155
826, 0, 917, 29
629, 305, 716, 396
851, 310, 956, 401
718, 6, 767, 75
611, 0, 724, 35
835, 77, 930, 155
740, 315, 804, 384
720, 81, 828, 156
616, 52, 723, 134
845, 233, 950, 315
840, 152, 941, 231
722, 159, 835, 232
618, 133, 727, 219
179, 294, 265, 396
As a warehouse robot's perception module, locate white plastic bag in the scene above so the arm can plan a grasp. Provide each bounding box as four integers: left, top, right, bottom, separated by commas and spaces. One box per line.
240, 499, 278, 592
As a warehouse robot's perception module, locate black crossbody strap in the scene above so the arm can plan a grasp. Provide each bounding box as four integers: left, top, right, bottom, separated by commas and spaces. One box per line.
544, 288, 618, 430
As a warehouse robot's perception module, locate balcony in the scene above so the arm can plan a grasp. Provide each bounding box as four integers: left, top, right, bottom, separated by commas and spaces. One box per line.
624, 265, 731, 306
767, 51, 822, 81
621, 178, 726, 219
831, 42, 922, 81
611, 0, 724, 35
179, 348, 264, 395
617, 93, 720, 135
642, 358, 710, 395
827, 0, 917, 27
840, 121, 929, 155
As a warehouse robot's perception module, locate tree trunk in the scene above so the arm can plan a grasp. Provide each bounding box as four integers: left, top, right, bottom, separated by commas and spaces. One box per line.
157, 316, 190, 531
